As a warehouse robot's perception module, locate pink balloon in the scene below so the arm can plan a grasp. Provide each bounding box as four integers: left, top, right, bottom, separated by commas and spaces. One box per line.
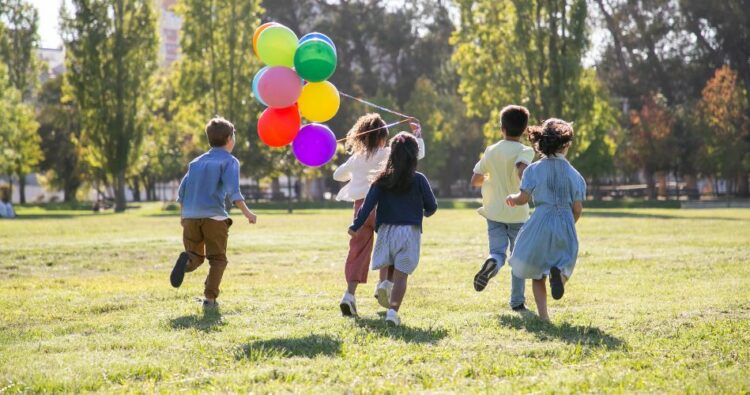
257, 66, 302, 108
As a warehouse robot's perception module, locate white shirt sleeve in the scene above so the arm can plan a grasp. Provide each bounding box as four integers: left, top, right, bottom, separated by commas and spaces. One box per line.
416, 137, 426, 160
515, 147, 534, 166
333, 156, 355, 182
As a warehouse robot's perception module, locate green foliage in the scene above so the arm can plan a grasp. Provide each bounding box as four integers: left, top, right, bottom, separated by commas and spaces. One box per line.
452, 0, 616, 179
36, 75, 84, 202
175, 0, 266, 176
0, 0, 40, 101
0, 85, 41, 190
62, 0, 159, 211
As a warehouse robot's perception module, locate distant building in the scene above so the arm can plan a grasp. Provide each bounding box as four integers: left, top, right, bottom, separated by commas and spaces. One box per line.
38, 47, 65, 82
159, 0, 181, 67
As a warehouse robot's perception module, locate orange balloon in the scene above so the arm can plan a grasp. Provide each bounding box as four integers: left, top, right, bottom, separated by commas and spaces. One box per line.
253, 22, 278, 57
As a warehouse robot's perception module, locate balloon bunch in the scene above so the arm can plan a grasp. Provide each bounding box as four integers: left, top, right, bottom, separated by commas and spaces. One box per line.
252, 22, 340, 167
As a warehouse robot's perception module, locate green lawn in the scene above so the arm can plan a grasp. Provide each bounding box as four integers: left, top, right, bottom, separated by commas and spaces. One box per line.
1, 204, 749, 393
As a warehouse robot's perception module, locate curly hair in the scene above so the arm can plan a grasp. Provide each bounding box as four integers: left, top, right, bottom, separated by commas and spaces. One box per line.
372, 132, 419, 193
345, 113, 389, 158
528, 118, 574, 158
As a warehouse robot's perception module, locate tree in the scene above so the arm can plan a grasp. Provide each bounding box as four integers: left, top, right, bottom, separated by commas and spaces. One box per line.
0, 0, 40, 203
697, 66, 750, 196
453, 0, 587, 125
0, 87, 42, 203
0, 0, 39, 101
176, 0, 266, 178
62, 0, 159, 212
37, 75, 84, 202
622, 94, 674, 199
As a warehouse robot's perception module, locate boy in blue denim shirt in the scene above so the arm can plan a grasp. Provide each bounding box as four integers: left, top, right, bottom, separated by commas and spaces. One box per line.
170, 117, 257, 309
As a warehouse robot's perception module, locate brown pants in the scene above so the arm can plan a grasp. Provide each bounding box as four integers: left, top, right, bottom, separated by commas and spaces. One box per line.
182, 218, 232, 299
345, 199, 377, 283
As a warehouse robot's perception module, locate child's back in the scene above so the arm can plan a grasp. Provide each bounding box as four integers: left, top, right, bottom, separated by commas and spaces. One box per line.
475, 140, 534, 223
179, 149, 243, 219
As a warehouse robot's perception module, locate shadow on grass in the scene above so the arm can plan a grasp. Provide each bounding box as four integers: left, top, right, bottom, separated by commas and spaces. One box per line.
235, 334, 341, 360
498, 313, 625, 349
169, 310, 225, 332
584, 210, 738, 221
354, 315, 448, 344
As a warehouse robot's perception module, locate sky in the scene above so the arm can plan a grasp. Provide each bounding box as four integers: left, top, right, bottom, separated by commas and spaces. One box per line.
32, 0, 63, 48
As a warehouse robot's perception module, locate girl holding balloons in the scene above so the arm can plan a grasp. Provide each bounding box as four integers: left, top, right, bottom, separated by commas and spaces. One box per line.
335, 113, 424, 317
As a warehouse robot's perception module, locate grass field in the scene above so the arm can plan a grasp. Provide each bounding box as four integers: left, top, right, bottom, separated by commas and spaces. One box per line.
1, 203, 749, 393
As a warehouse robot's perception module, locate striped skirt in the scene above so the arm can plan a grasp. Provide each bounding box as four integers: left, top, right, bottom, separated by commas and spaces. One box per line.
371, 224, 421, 275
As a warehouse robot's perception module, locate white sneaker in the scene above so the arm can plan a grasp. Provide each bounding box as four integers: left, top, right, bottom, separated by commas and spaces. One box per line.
339, 293, 357, 317
376, 280, 393, 309
385, 308, 400, 326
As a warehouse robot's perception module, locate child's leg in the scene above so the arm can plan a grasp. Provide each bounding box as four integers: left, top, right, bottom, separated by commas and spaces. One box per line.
389, 269, 409, 312
532, 278, 549, 321
182, 219, 206, 272
386, 265, 395, 282
202, 219, 231, 301
343, 202, 376, 295
507, 223, 526, 308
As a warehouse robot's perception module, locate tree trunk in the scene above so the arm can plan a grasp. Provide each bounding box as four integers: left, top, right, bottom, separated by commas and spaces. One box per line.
738, 171, 749, 197
645, 170, 657, 200
63, 182, 78, 203
684, 174, 699, 200
114, 170, 127, 212
656, 172, 668, 199
18, 173, 26, 204
131, 176, 141, 202
271, 177, 281, 200
286, 171, 293, 214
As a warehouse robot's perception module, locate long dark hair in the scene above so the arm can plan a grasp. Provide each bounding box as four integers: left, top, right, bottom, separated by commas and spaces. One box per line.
345, 113, 389, 158
373, 132, 419, 193
528, 118, 574, 158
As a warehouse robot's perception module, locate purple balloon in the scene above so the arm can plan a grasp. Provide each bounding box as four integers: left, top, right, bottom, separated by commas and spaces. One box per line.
257, 66, 302, 108
292, 123, 337, 167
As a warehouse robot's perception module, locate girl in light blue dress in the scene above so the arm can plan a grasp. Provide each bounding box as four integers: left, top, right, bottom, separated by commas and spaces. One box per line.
506, 119, 586, 321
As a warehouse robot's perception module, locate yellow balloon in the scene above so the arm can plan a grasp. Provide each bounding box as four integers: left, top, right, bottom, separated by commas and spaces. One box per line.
298, 81, 340, 122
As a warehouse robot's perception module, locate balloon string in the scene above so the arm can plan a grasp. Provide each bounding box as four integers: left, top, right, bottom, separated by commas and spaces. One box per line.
339, 92, 414, 120
335, 119, 411, 143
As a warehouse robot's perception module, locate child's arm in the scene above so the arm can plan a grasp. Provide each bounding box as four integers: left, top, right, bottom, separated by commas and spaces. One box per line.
409, 120, 426, 160
516, 162, 528, 181
421, 174, 438, 217
234, 199, 257, 224
221, 158, 257, 224
572, 201, 583, 223
506, 191, 530, 207
348, 186, 379, 236
471, 173, 485, 187
333, 157, 354, 182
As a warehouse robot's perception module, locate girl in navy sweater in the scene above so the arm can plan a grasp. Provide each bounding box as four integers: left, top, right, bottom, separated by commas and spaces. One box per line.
349, 132, 438, 326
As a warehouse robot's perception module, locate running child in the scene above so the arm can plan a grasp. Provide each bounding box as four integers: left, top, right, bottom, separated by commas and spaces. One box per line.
506, 119, 586, 321
348, 132, 437, 326
334, 113, 424, 316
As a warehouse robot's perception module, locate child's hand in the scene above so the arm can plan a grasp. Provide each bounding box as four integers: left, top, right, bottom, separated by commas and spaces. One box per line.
408, 118, 422, 138
245, 211, 257, 224
348, 228, 356, 237
505, 194, 517, 207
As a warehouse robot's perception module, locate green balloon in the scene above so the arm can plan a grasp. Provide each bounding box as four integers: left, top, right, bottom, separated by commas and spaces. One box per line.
294, 39, 337, 82
257, 25, 298, 67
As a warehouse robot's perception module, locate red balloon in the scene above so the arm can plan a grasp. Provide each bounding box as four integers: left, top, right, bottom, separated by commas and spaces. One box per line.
258, 105, 300, 147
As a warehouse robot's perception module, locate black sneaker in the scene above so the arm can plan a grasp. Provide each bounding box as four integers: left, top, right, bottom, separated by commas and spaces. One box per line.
170, 252, 189, 288
473, 258, 498, 292
550, 266, 565, 300
511, 304, 527, 312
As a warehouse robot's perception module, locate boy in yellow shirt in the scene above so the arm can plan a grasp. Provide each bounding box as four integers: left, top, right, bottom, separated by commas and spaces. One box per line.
471, 105, 534, 311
